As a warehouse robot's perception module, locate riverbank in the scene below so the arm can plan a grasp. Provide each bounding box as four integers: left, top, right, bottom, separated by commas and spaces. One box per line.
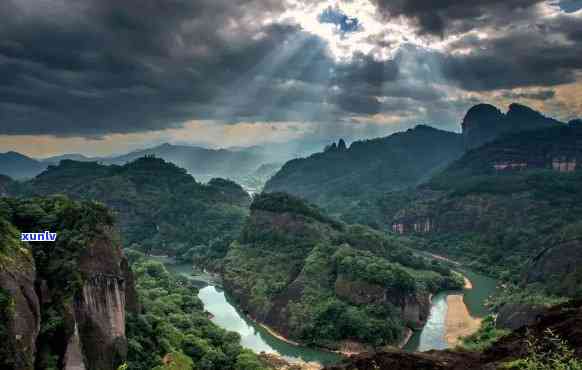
444, 294, 482, 346
255, 319, 363, 357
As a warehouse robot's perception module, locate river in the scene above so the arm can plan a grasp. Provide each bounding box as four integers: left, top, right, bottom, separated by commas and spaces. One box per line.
155, 257, 497, 364
403, 269, 498, 351
155, 257, 342, 365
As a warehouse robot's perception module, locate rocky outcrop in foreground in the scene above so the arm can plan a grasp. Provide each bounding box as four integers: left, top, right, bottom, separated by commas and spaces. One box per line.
325, 299, 582, 370
0, 198, 138, 370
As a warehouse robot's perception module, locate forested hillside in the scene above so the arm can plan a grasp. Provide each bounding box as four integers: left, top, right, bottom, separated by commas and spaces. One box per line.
19, 157, 251, 260
364, 123, 582, 307
0, 196, 271, 370
223, 193, 463, 351
265, 125, 464, 214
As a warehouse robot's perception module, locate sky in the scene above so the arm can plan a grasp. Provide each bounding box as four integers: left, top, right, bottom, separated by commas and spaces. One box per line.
1, 0, 582, 157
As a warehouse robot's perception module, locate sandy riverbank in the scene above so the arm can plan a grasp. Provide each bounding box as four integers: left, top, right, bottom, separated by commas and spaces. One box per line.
256, 322, 301, 346
255, 319, 370, 357
444, 294, 482, 346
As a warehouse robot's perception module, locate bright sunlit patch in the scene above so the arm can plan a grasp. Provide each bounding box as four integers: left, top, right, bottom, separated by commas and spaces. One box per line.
280, 0, 438, 61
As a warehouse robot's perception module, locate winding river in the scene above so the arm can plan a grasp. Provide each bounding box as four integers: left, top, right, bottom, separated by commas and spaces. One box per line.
155, 257, 497, 365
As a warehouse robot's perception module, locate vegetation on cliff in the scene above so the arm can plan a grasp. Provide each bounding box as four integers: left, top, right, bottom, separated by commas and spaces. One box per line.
223, 193, 463, 349
0, 196, 123, 369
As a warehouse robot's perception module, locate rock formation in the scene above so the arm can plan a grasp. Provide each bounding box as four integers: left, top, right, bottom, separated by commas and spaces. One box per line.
0, 199, 138, 370
462, 103, 560, 150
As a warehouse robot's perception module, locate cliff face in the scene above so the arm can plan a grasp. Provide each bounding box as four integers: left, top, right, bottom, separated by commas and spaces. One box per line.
334, 275, 430, 329
0, 238, 40, 370
0, 197, 138, 370
66, 229, 139, 370
526, 238, 582, 297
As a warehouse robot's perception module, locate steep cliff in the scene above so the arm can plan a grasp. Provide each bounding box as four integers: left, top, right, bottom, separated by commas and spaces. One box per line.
223, 193, 463, 350
0, 196, 138, 370
0, 221, 40, 370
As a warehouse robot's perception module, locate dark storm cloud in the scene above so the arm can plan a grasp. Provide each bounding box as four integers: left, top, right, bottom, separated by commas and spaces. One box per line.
437, 13, 582, 91
1, 0, 582, 139
0, 0, 406, 137
372, 0, 545, 37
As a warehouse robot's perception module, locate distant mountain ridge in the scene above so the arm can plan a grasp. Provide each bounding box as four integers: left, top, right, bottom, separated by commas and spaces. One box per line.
18, 156, 251, 259
0, 151, 47, 179
265, 125, 465, 210
264, 103, 569, 214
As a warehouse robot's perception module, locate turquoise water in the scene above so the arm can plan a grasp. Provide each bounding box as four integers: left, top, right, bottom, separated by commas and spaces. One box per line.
155, 256, 497, 358
156, 257, 341, 365
404, 269, 498, 352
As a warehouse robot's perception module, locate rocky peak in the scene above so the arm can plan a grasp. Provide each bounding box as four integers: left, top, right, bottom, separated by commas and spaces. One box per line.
462, 103, 562, 150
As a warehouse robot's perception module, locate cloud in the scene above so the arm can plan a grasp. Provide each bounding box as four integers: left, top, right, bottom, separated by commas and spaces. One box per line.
371, 0, 545, 37
318, 6, 362, 34
500, 90, 556, 101
0, 0, 581, 145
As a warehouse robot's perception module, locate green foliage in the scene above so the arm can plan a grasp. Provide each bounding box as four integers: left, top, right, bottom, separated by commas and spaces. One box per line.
264, 125, 464, 216
0, 195, 118, 368
460, 316, 510, 351
126, 255, 269, 370
22, 157, 250, 262
251, 192, 342, 229
0, 288, 15, 369
502, 329, 582, 370
225, 194, 462, 348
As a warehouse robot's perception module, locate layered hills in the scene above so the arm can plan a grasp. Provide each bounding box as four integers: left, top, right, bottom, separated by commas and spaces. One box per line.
19, 157, 251, 260
265, 125, 464, 212
385, 123, 582, 299
223, 192, 463, 351
264, 103, 567, 217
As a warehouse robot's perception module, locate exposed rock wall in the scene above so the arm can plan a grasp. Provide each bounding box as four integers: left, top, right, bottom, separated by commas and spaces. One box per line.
71, 229, 138, 370
0, 250, 40, 370
334, 275, 430, 329
526, 239, 582, 297
0, 226, 138, 370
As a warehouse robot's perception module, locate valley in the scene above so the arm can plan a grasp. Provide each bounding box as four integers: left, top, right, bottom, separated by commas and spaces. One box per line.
156, 255, 495, 364
1, 102, 581, 369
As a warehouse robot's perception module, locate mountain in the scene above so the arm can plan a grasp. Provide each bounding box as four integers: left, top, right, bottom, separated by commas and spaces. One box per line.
21, 157, 251, 260
377, 123, 582, 306
222, 192, 463, 351
103, 143, 266, 181
0, 152, 47, 179
264, 125, 465, 213
41, 153, 94, 164
0, 142, 291, 186
462, 103, 562, 150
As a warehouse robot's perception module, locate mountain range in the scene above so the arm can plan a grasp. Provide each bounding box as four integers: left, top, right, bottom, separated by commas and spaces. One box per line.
264, 103, 565, 215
